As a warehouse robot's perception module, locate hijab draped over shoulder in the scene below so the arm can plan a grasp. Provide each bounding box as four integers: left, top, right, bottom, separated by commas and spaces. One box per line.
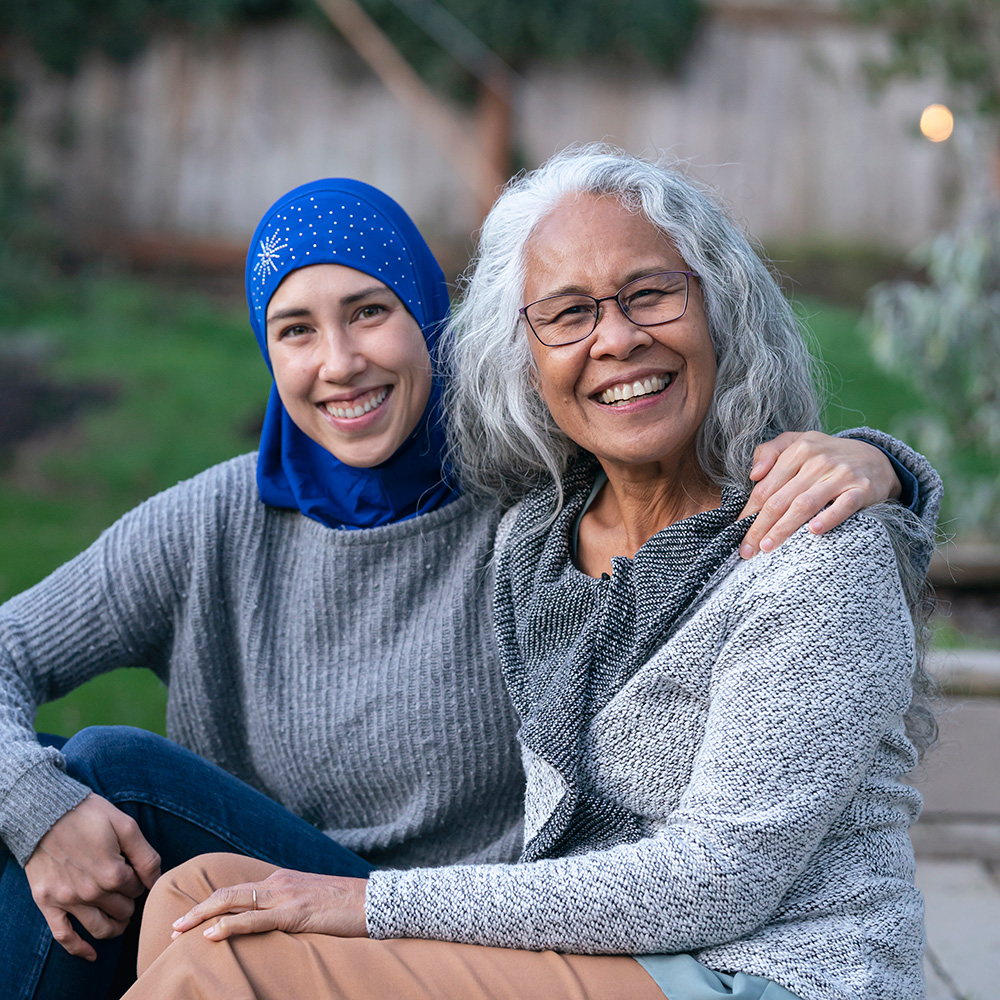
246, 178, 459, 529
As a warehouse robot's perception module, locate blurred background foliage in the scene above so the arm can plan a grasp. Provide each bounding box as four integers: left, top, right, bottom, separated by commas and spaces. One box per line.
867, 212, 1000, 538
848, 0, 1000, 118
1, 0, 998, 735
0, 0, 702, 88
847, 0, 1000, 539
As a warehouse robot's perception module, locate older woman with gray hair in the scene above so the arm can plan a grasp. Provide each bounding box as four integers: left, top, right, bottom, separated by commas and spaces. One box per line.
122, 147, 940, 1000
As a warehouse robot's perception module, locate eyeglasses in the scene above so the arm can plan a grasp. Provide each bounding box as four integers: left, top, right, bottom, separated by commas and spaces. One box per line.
520, 270, 700, 347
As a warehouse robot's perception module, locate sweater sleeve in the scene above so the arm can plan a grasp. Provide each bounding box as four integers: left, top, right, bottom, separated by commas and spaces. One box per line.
365, 516, 917, 953
0, 465, 229, 864
836, 427, 942, 539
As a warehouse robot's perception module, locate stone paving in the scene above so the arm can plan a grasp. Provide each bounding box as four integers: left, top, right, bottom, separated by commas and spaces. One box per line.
908, 654, 1000, 1000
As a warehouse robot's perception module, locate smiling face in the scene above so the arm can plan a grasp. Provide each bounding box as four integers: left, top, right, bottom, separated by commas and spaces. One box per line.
522, 193, 717, 481
266, 263, 432, 468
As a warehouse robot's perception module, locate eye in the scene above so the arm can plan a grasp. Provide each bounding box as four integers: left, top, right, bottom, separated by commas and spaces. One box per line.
278, 323, 312, 340
532, 296, 594, 328
624, 286, 667, 306
353, 301, 393, 326
553, 304, 591, 325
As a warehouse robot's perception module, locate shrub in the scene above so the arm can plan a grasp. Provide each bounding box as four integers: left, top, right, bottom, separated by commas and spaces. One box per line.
865, 210, 1000, 538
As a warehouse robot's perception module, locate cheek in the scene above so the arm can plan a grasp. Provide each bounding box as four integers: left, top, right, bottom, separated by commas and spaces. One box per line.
273, 357, 312, 401
528, 345, 577, 409
392, 335, 433, 411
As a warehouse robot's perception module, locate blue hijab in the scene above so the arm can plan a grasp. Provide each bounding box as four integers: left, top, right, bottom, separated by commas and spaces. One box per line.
246, 178, 460, 529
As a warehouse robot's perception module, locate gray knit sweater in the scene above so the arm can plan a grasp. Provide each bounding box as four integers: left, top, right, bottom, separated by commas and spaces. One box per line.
365, 443, 942, 1000
0, 453, 524, 869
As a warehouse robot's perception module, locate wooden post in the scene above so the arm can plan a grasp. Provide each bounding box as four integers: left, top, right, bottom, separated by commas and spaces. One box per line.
477, 68, 513, 205
312, 0, 506, 218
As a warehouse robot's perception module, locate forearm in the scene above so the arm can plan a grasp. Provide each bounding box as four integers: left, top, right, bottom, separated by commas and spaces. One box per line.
366, 831, 772, 954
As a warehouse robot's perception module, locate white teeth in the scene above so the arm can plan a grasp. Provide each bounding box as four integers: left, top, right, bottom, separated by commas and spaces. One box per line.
324, 387, 388, 419
597, 374, 670, 406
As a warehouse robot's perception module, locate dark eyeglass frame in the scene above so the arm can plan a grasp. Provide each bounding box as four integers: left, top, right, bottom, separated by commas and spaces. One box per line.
519, 270, 700, 347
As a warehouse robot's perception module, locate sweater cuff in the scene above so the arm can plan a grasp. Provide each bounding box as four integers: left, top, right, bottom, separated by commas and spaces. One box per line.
836, 426, 941, 523
365, 870, 401, 940
868, 444, 919, 511
1, 757, 92, 865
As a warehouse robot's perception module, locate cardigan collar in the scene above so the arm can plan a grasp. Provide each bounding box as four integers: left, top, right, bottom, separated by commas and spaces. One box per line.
495, 456, 752, 860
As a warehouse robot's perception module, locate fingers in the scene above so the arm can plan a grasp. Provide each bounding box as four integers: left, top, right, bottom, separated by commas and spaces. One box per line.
112, 812, 162, 891
41, 901, 131, 960
738, 431, 901, 558
740, 486, 838, 557
747, 432, 797, 485
805, 488, 867, 535
31, 861, 138, 911
170, 870, 368, 941
200, 909, 277, 942
739, 438, 803, 521
172, 882, 258, 935
43, 908, 96, 962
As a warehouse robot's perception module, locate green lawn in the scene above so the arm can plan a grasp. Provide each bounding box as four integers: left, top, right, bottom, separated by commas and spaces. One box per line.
0, 275, 984, 737
1, 275, 269, 736
795, 297, 922, 435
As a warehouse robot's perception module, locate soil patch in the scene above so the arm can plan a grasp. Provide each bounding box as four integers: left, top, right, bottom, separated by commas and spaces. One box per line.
0, 357, 117, 466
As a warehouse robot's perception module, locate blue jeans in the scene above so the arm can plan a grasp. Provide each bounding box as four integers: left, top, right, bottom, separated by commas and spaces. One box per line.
0, 726, 374, 1000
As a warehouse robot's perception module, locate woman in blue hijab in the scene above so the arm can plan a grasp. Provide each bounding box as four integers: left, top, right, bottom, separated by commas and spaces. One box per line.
248, 177, 458, 527
0, 177, 918, 1000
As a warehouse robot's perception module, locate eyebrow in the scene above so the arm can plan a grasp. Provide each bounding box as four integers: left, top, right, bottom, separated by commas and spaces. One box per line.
266, 284, 396, 325
538, 266, 677, 299
267, 307, 312, 324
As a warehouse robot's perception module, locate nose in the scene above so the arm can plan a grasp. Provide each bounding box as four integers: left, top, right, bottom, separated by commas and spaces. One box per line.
317, 327, 368, 385
317, 327, 366, 382
589, 299, 653, 360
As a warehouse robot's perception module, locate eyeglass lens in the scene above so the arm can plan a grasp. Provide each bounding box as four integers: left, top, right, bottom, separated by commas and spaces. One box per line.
525, 271, 692, 345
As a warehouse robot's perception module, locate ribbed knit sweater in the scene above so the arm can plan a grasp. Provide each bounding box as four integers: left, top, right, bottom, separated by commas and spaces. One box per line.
0, 453, 524, 869
365, 442, 942, 1000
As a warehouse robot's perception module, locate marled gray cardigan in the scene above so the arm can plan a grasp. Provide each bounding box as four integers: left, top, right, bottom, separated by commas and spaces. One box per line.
0, 454, 524, 869
366, 440, 942, 1000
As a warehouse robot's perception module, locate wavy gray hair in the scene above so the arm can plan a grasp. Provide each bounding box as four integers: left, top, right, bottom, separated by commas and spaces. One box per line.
443, 144, 822, 508
444, 144, 938, 756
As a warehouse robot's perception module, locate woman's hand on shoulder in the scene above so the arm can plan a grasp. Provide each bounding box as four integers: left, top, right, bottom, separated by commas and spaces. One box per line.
25, 793, 161, 960
737, 431, 901, 559
170, 868, 369, 942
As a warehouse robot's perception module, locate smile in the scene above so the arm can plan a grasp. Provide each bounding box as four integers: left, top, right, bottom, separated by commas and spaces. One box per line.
323, 387, 389, 419
596, 374, 672, 406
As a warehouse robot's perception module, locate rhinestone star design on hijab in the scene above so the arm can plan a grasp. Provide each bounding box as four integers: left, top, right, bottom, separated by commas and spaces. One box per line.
246, 178, 459, 529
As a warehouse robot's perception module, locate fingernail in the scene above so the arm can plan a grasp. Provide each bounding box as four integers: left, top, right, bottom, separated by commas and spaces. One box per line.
808, 518, 822, 533
740, 543, 754, 560
172, 918, 184, 929
760, 537, 774, 552
171, 930, 180, 940
750, 463, 763, 477
204, 925, 219, 938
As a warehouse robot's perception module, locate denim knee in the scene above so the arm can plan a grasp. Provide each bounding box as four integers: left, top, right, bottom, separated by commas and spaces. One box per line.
60, 725, 168, 794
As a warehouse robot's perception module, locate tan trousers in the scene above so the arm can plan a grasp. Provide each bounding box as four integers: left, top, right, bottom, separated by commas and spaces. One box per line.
125, 853, 666, 1000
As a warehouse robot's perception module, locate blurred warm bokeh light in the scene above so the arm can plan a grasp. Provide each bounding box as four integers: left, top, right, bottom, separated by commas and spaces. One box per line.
920, 103, 954, 142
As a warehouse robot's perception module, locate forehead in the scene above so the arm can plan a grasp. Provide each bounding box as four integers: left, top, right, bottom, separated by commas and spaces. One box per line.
266, 263, 393, 314
522, 194, 683, 299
